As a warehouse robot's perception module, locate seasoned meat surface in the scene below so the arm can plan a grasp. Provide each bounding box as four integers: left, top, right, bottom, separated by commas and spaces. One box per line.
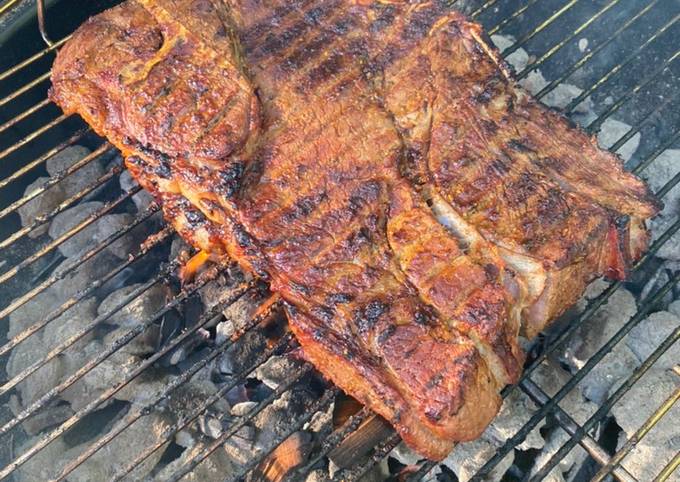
50, 0, 658, 460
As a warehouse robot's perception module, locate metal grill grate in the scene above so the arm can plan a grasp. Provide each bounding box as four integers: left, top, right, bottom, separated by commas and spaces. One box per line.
1, 0, 679, 481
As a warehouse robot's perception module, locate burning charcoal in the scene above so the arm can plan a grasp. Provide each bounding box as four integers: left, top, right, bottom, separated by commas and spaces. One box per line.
156, 440, 240, 481
14, 407, 168, 481
640, 261, 680, 310
226, 385, 249, 406
8, 284, 60, 339
487, 389, 544, 450
7, 297, 98, 420
668, 299, 680, 317
435, 436, 514, 482
580, 347, 639, 405
528, 428, 588, 482
119, 169, 154, 211
611, 369, 680, 482
73, 411, 170, 481
253, 388, 315, 452
16, 399, 74, 436
94, 212, 150, 260
6, 337, 64, 415
305, 402, 334, 440
97, 283, 167, 354
41, 297, 99, 349
532, 361, 598, 426
626, 311, 680, 370
516, 69, 593, 117
168, 331, 210, 366
390, 442, 424, 466
45, 145, 107, 197
199, 278, 230, 310
199, 414, 224, 439
17, 176, 69, 238
216, 292, 268, 345
596, 118, 640, 161
558, 286, 638, 404
170, 236, 192, 260
60, 326, 169, 410
255, 355, 301, 389
641, 149, 680, 260
176, 429, 197, 448
161, 364, 230, 419
200, 272, 250, 314
48, 201, 104, 257
491, 35, 529, 72
14, 436, 79, 481
47, 253, 130, 305
223, 425, 257, 464
305, 469, 330, 482
72, 411, 169, 481
231, 401, 258, 417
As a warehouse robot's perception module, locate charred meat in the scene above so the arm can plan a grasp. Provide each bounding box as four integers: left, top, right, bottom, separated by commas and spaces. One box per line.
50, 0, 658, 460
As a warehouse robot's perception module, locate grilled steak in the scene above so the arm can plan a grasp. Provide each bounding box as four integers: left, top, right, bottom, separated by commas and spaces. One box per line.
50, 0, 658, 460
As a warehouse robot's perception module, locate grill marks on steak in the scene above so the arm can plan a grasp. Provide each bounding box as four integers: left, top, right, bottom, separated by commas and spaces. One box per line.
49, 0, 658, 460
368, 3, 659, 337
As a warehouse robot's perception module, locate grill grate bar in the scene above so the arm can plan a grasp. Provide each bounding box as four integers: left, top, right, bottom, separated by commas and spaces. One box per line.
291, 407, 373, 480
527, 331, 680, 481
0, 163, 125, 250
633, 127, 680, 175
164, 361, 314, 482
0, 266, 221, 480
0, 205, 160, 321
0, 184, 138, 286
0, 113, 68, 162
610, 96, 674, 155
335, 431, 401, 482
0, 35, 69, 82
488, 0, 540, 36
591, 369, 680, 482
49, 281, 259, 482
511, 0, 623, 75
499, 0, 580, 54
110, 298, 285, 480
0, 97, 51, 135
585, 53, 680, 134
470, 273, 680, 479
534, 0, 666, 100
469, 0, 500, 20
0, 71, 51, 109
563, 28, 680, 113
0, 143, 112, 220
0, 222, 168, 362
518, 379, 636, 482
239, 387, 341, 481
0, 254, 179, 403
0, 128, 89, 190
654, 449, 680, 482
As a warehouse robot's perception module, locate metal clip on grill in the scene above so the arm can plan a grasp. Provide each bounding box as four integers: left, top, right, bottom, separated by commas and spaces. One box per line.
0, 0, 679, 480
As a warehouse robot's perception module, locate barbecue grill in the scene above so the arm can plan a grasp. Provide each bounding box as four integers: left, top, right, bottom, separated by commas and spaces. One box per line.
1, 0, 679, 480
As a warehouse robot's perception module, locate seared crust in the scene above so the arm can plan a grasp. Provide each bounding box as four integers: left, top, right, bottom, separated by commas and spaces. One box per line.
288, 308, 500, 460
368, 4, 658, 336
50, 0, 658, 460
